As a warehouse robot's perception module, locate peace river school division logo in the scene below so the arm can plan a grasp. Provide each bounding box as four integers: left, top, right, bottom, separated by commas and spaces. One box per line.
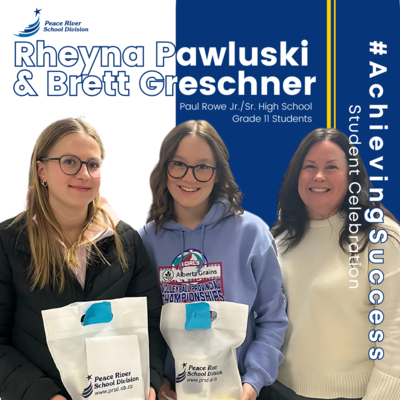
82, 375, 94, 398
14, 8, 42, 37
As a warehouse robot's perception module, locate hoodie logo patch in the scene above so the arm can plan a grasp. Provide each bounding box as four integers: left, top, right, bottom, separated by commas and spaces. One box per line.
172, 249, 208, 268
158, 249, 225, 304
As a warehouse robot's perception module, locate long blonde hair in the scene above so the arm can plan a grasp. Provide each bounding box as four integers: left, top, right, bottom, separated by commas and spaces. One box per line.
14, 118, 127, 292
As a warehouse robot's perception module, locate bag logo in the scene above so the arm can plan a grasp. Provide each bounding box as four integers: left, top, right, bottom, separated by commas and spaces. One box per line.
82, 375, 93, 398
176, 363, 187, 383
175, 363, 223, 384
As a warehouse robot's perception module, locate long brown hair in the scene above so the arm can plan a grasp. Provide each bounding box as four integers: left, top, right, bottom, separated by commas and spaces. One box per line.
13, 118, 127, 292
270, 128, 399, 254
147, 120, 243, 231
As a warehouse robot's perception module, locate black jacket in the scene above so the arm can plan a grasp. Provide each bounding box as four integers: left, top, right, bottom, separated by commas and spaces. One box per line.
0, 216, 166, 400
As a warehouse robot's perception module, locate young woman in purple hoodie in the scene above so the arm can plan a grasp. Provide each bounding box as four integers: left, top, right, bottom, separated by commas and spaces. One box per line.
139, 120, 288, 400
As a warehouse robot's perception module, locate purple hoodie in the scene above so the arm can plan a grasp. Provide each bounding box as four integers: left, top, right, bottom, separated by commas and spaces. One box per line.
139, 199, 288, 394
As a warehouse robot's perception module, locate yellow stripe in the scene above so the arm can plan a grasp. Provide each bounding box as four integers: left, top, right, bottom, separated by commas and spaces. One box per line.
327, 0, 331, 128
334, 0, 336, 128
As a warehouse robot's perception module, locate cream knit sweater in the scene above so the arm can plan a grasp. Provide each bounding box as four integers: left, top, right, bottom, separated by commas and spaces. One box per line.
276, 213, 400, 399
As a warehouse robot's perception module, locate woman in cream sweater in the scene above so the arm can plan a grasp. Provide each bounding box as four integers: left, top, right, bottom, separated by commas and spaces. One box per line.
270, 128, 400, 400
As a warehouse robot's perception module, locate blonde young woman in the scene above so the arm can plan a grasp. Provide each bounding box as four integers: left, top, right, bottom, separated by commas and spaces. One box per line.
0, 119, 166, 400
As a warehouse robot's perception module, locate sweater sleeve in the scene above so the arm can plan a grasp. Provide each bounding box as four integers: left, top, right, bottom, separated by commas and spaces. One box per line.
241, 238, 289, 394
363, 228, 400, 400
0, 235, 62, 400
125, 230, 167, 394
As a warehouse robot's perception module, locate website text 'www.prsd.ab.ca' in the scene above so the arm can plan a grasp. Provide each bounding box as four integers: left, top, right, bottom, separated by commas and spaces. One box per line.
95, 384, 133, 395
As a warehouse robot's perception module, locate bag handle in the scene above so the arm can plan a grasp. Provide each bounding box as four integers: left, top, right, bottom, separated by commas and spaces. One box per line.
82, 301, 113, 326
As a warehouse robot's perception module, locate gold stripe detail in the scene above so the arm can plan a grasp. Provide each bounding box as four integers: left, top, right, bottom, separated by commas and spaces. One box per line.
334, 0, 336, 128
327, 0, 332, 128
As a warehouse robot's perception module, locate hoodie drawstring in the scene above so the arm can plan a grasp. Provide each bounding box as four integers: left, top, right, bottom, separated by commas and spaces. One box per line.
198, 225, 205, 271
179, 228, 185, 272
179, 225, 206, 272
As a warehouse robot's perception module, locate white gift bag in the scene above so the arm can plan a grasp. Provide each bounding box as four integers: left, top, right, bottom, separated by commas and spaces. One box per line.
42, 297, 149, 400
160, 301, 248, 400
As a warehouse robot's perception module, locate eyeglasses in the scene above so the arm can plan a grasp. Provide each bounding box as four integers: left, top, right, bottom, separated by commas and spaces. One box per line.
39, 155, 102, 178
167, 160, 217, 182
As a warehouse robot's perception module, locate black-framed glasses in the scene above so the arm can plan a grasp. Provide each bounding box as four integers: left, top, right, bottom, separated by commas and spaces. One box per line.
39, 155, 102, 178
167, 160, 217, 182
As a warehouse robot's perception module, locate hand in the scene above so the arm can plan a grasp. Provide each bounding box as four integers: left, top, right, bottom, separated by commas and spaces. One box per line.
148, 386, 156, 400
240, 383, 258, 400
49, 396, 67, 400
158, 377, 177, 400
